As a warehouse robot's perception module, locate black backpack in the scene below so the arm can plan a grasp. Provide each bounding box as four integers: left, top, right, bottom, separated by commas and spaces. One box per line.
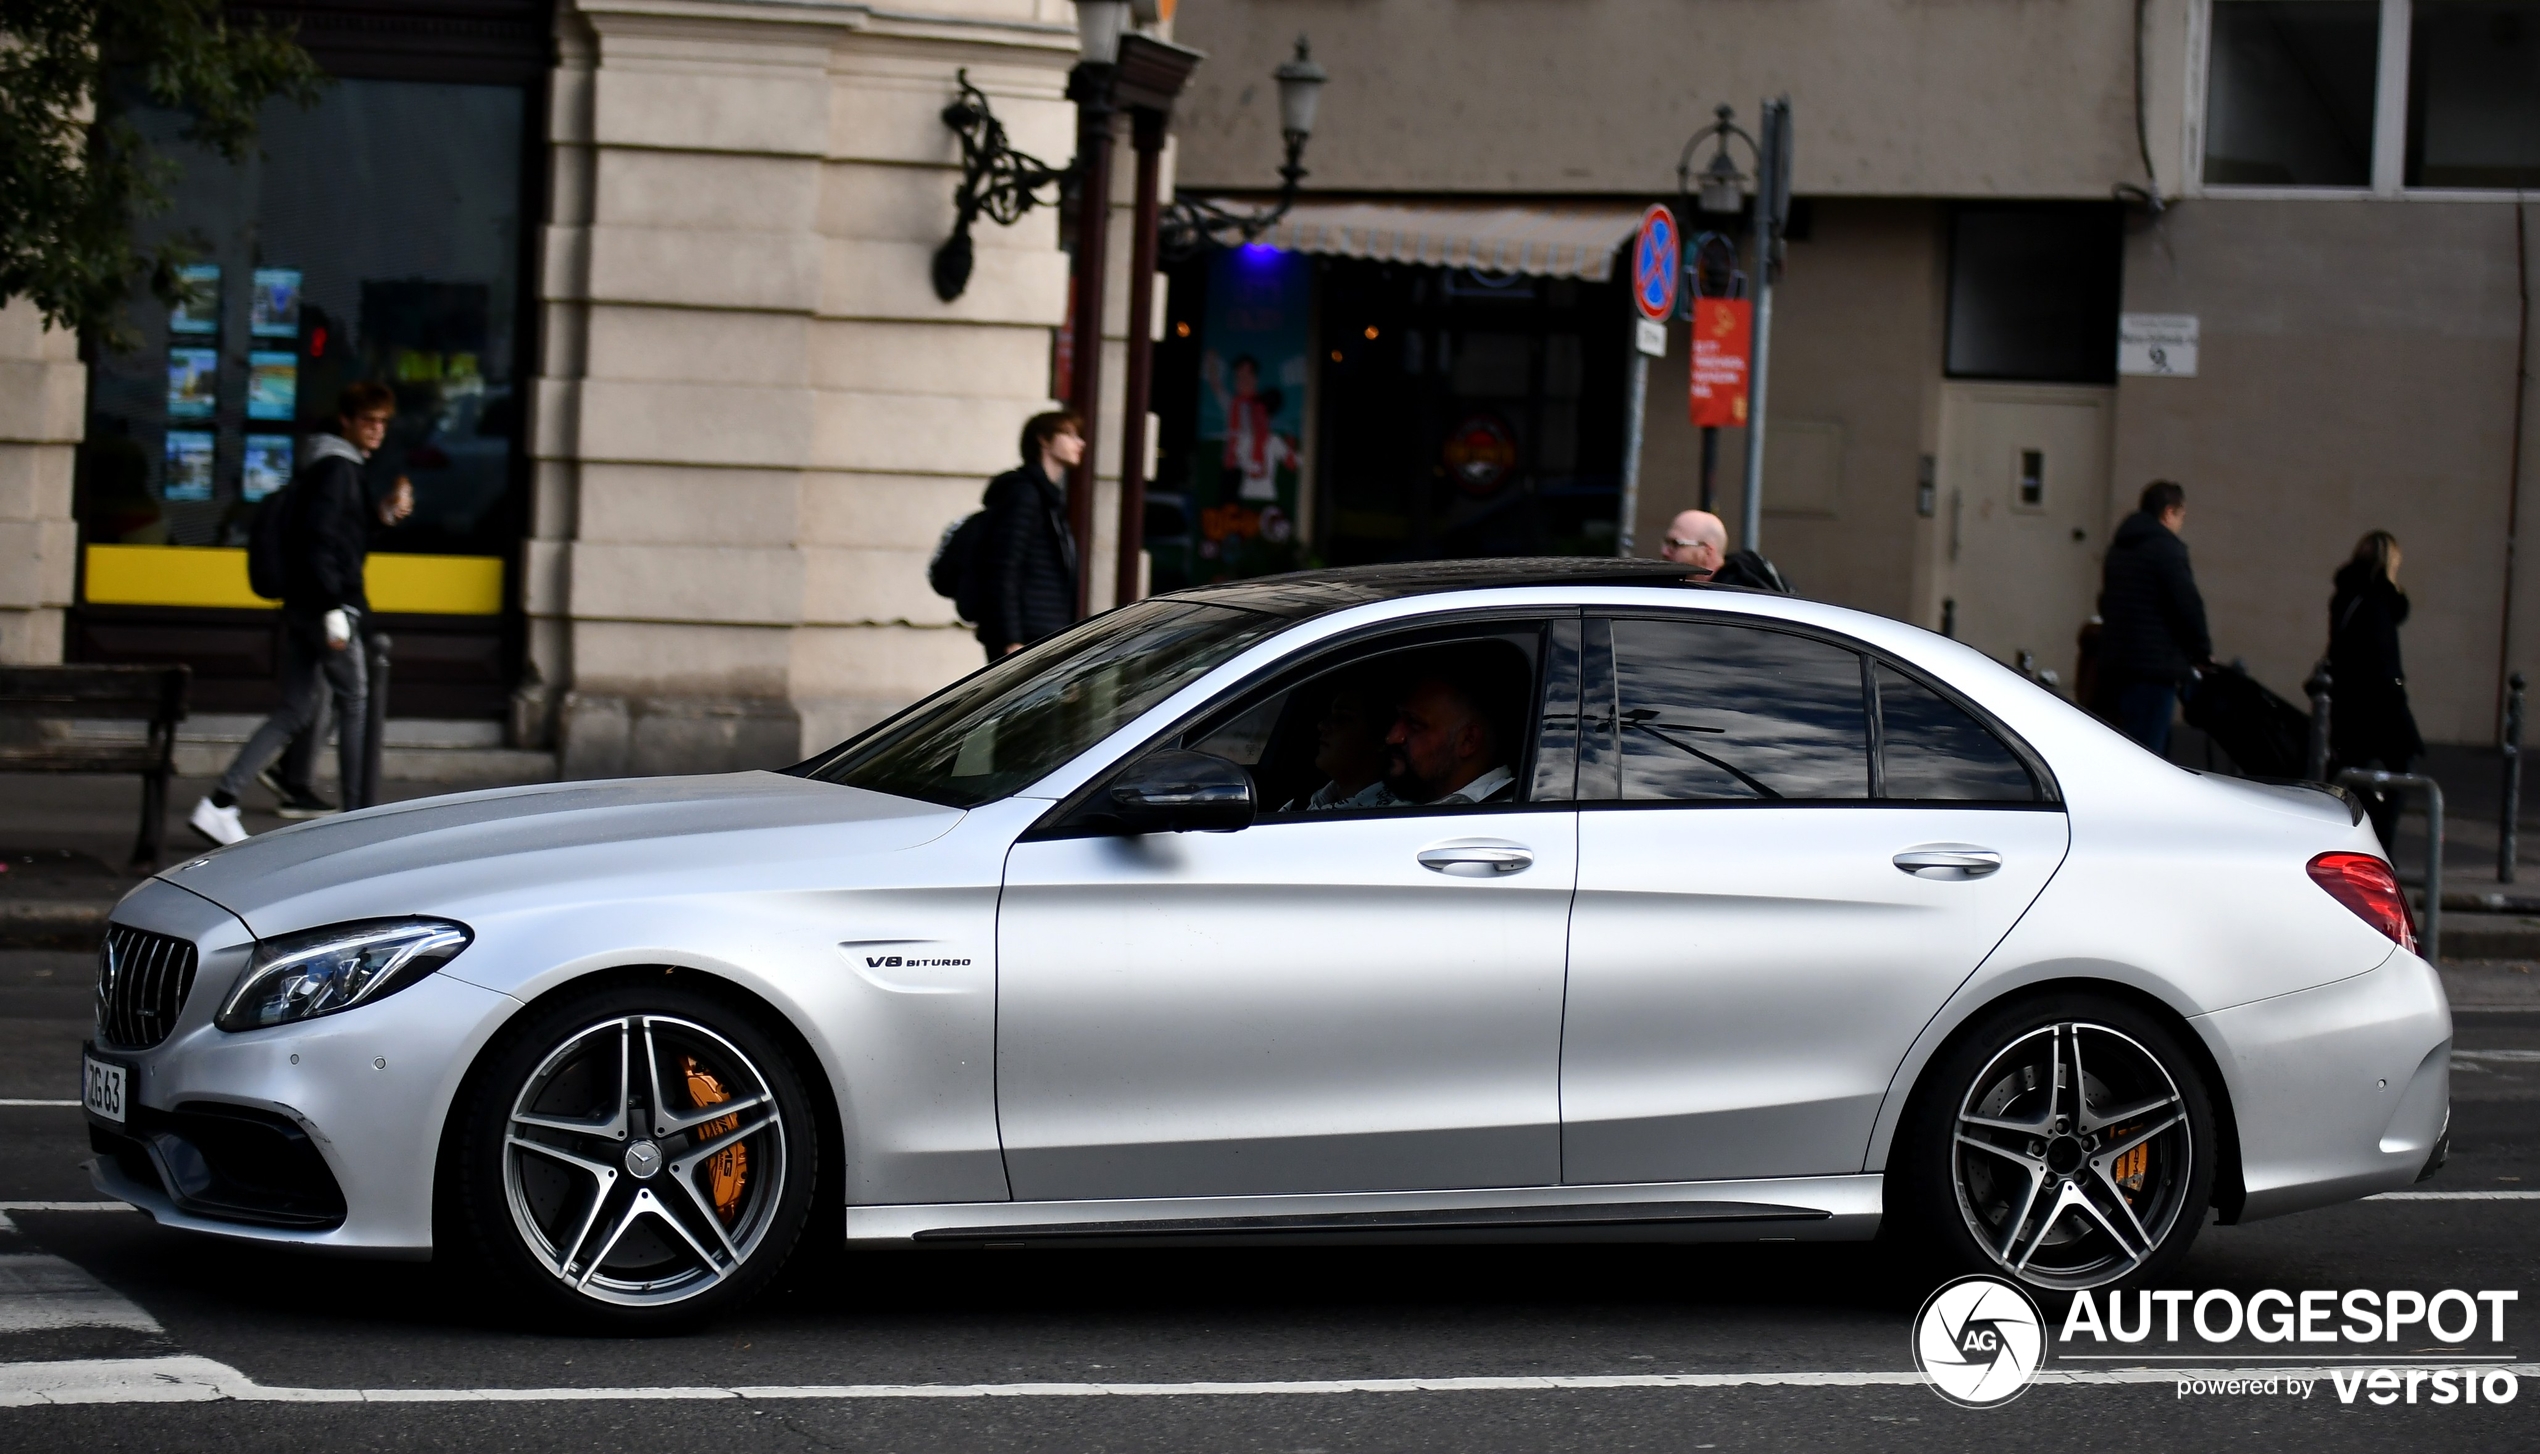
928, 511, 992, 623
246, 481, 295, 601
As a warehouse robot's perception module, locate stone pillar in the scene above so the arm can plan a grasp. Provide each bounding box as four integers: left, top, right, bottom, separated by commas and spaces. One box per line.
0, 300, 83, 664
537, 0, 1077, 777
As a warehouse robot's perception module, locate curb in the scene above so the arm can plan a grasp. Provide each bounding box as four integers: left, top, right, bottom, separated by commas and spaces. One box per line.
0, 900, 114, 949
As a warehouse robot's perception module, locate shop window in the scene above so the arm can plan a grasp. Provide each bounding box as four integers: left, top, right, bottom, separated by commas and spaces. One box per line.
2202, 1, 2382, 187
1943, 206, 2123, 384
2408, 0, 2540, 187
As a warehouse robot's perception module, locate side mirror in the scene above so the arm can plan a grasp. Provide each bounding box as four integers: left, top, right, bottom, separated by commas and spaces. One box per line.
1099, 750, 1256, 834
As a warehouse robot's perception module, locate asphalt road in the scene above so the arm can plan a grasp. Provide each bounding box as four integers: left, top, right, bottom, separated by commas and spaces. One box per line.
0, 945, 2532, 1452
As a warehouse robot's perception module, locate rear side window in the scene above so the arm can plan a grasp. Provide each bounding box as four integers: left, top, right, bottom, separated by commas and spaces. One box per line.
1591, 618, 1870, 801
1876, 664, 2040, 802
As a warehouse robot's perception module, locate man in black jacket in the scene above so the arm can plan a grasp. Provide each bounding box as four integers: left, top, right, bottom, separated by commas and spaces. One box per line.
976, 409, 1083, 659
2093, 479, 2211, 755
190, 383, 411, 845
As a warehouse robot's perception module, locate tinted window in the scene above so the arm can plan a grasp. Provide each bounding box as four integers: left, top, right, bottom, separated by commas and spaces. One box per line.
1599, 619, 1869, 801
2407, 0, 2540, 189
1944, 205, 2122, 383
2203, 0, 2381, 187
808, 600, 1283, 807
1876, 665, 2039, 802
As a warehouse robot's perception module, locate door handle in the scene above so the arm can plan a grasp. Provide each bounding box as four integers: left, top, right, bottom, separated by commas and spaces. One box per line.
1417, 842, 1535, 877
1893, 845, 2002, 880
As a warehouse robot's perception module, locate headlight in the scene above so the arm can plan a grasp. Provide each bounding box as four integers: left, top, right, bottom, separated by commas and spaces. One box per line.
217, 918, 472, 1032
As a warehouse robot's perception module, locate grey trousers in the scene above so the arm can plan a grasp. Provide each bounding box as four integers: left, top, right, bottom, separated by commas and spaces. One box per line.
218, 613, 369, 807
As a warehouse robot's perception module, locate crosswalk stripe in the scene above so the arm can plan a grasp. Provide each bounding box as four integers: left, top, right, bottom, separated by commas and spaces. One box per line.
0, 1358, 2532, 1406
0, 1101, 79, 1108
2367, 1190, 2540, 1199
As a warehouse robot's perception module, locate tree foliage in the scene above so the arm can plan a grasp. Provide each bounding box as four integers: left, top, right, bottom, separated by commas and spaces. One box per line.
0, 0, 318, 347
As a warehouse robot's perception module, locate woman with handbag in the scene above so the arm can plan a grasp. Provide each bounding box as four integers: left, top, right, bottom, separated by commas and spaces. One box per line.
2328, 530, 2424, 846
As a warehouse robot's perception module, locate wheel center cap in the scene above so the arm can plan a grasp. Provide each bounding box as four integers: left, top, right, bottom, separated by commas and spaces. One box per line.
624, 1139, 664, 1179
2045, 1135, 2086, 1175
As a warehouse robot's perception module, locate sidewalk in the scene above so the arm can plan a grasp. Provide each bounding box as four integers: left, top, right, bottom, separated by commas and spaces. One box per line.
0, 724, 555, 945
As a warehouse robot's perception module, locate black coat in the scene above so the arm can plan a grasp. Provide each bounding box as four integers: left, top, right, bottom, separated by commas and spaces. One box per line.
2096, 510, 2210, 685
2328, 560, 2423, 768
977, 462, 1078, 652
281, 450, 373, 617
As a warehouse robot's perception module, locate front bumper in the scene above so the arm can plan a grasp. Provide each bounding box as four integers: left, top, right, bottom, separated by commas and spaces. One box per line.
85, 878, 519, 1255
2197, 947, 2452, 1223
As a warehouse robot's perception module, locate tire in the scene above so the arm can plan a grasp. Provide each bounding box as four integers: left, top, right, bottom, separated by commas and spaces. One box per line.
455, 981, 820, 1330
1892, 993, 2217, 1293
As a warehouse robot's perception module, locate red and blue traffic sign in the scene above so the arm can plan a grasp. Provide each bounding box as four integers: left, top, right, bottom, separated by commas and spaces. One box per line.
1631, 204, 1680, 322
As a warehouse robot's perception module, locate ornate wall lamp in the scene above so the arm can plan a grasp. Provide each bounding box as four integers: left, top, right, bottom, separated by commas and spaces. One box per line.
1157, 36, 1327, 261
930, 71, 1072, 304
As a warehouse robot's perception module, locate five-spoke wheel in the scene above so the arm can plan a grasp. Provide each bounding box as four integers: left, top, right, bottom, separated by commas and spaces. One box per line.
1897, 995, 2215, 1292
457, 983, 817, 1328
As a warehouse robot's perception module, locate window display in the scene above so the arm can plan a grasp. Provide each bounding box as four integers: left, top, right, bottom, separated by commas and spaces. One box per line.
250, 267, 302, 338
166, 349, 218, 420
163, 431, 216, 502
168, 264, 221, 336
246, 351, 298, 420
241, 434, 294, 502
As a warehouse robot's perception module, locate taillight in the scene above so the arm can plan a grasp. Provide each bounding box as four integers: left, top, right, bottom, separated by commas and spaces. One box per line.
2307, 852, 2418, 954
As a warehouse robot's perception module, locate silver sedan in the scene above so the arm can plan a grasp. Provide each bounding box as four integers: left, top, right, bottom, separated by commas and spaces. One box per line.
80, 561, 2449, 1327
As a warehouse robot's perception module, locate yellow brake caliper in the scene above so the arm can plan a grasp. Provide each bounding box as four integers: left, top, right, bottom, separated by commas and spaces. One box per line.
2110, 1132, 2149, 1197
683, 1055, 748, 1223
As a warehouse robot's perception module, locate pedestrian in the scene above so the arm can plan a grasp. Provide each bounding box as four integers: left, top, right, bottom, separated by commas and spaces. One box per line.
2328, 530, 2424, 845
975, 408, 1083, 660
1660, 507, 1793, 593
189, 383, 412, 846
2092, 480, 2211, 756
1660, 509, 1727, 578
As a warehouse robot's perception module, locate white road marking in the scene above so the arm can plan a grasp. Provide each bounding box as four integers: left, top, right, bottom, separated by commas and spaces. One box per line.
0, 1358, 2532, 1407
2453, 1049, 2540, 1062
2367, 1190, 2540, 1200
0, 1203, 133, 1214
0, 1256, 163, 1335
0, 1101, 78, 1109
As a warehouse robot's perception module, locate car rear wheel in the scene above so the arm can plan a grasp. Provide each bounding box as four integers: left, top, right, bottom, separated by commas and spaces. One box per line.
456, 982, 818, 1329
1895, 994, 2216, 1292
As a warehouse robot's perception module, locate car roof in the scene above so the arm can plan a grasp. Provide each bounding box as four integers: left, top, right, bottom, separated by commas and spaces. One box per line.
1162, 557, 1728, 617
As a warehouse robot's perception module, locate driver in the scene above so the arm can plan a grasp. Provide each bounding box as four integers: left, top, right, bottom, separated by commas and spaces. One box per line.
1383, 653, 1518, 806
1286, 678, 1401, 811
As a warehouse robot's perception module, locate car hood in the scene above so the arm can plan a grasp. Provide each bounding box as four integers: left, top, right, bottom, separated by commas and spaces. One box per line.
159, 771, 961, 935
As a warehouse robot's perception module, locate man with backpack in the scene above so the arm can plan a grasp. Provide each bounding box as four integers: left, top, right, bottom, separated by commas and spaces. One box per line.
190, 383, 411, 846
932, 409, 1083, 660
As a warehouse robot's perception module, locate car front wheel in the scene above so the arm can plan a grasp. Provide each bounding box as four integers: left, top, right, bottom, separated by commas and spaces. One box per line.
456, 981, 818, 1328
1895, 995, 2217, 1292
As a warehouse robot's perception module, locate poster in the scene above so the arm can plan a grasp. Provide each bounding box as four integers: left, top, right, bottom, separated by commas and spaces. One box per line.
167, 348, 218, 419
1189, 245, 1311, 582
163, 431, 216, 502
242, 434, 294, 501
251, 268, 302, 338
246, 351, 297, 420
168, 264, 221, 336
1687, 298, 1752, 428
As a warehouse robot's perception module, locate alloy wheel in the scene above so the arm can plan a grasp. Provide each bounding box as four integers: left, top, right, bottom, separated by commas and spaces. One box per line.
499, 1013, 789, 1308
1949, 1020, 2195, 1290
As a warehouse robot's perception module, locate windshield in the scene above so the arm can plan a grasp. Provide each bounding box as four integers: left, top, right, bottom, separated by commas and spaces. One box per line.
804, 599, 1288, 808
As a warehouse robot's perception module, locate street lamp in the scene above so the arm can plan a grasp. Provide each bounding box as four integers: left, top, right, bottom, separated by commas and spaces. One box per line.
1159, 36, 1327, 259
1075, 0, 1130, 64
1670, 99, 1791, 554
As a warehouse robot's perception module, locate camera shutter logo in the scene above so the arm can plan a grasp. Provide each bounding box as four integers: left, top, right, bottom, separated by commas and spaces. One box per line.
1913, 1275, 2048, 1407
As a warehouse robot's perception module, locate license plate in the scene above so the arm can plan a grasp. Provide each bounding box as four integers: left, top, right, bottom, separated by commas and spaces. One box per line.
82, 1053, 128, 1125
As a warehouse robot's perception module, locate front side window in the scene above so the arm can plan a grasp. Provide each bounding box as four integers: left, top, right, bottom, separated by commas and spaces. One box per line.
2202, 1, 2383, 187
1177, 623, 1549, 815
806, 600, 1286, 808
1588, 619, 1872, 802
2408, 0, 2540, 188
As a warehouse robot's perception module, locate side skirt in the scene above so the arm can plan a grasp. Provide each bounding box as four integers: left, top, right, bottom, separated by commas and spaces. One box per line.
846, 1174, 1883, 1248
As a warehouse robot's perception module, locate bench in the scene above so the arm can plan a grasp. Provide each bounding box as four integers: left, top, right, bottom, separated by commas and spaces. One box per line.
0, 665, 191, 869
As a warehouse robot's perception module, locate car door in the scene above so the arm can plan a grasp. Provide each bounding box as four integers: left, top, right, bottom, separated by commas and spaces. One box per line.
996, 617, 1582, 1203
1560, 614, 2069, 1185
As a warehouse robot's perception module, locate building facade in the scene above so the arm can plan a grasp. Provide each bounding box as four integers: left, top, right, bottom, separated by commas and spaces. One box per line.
1168, 0, 2538, 746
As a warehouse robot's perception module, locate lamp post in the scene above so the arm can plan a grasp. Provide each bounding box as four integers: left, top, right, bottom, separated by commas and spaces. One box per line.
1672, 99, 1790, 553
1158, 36, 1326, 259
1109, 32, 1204, 608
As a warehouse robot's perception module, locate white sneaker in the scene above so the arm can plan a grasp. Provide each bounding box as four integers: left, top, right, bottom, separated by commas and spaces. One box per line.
188, 797, 247, 847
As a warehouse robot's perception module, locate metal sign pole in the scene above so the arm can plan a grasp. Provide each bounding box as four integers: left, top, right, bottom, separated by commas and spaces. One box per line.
1738, 97, 1789, 555
1618, 345, 1649, 556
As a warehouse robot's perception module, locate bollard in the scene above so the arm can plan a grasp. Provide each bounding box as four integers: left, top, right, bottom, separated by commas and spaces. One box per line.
2305, 660, 2333, 783
2503, 671, 2525, 885
2337, 768, 2443, 962
360, 631, 392, 811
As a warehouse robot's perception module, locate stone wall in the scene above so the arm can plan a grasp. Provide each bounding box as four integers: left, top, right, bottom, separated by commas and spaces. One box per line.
0, 301, 82, 665
535, 0, 1089, 777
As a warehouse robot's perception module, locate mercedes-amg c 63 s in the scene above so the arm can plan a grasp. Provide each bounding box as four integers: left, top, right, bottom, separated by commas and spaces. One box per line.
82, 561, 2449, 1326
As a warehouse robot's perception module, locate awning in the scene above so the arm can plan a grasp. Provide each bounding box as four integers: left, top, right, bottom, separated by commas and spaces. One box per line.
1247, 200, 1645, 282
